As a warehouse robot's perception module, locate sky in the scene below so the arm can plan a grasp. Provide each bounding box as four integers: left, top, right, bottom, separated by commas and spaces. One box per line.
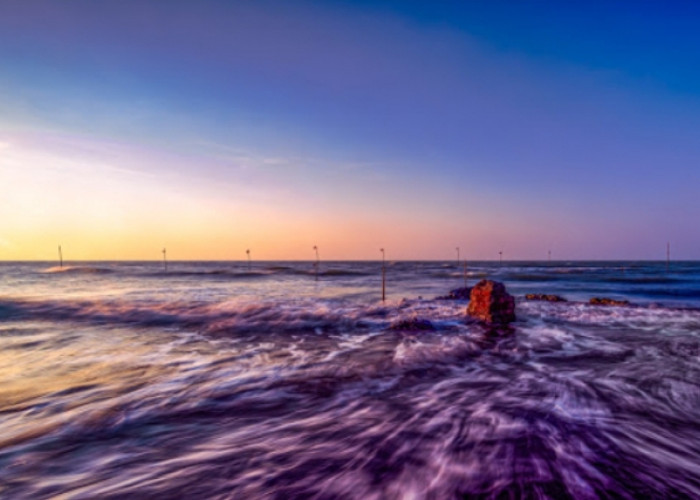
1, 0, 699, 260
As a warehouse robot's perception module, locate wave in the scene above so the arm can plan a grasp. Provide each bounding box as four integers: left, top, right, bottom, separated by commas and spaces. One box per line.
319, 269, 372, 277
286, 268, 372, 277
0, 296, 390, 335
145, 270, 272, 279
4, 291, 700, 340
41, 266, 114, 274
4, 296, 699, 499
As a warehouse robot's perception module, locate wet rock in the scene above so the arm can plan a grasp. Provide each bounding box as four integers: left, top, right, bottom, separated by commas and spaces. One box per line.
435, 287, 472, 300
589, 297, 630, 306
467, 280, 515, 324
388, 317, 436, 331
525, 293, 567, 302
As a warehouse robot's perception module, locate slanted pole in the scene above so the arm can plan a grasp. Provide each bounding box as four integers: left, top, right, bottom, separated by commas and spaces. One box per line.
313, 245, 319, 281
380, 248, 386, 302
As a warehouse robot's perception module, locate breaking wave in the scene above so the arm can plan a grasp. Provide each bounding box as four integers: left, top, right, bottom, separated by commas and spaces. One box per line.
41, 265, 114, 274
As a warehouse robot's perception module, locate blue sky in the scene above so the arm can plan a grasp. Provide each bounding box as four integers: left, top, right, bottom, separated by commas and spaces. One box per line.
1, 0, 698, 259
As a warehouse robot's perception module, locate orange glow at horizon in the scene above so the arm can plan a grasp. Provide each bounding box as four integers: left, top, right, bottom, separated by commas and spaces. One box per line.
1, 131, 597, 261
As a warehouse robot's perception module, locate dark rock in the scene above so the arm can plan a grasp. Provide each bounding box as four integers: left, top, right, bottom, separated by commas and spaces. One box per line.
525, 293, 567, 302
589, 297, 630, 306
467, 280, 516, 324
388, 317, 436, 331
436, 287, 472, 300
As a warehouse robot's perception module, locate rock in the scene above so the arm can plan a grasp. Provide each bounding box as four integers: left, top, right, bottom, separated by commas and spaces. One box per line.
525, 293, 567, 302
388, 317, 436, 331
436, 287, 472, 300
589, 297, 630, 306
467, 280, 515, 324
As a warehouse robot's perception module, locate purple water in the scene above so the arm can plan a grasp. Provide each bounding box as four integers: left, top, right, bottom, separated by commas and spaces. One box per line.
0, 261, 699, 498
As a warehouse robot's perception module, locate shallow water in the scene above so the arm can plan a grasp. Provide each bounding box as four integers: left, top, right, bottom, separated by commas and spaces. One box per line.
1, 261, 699, 498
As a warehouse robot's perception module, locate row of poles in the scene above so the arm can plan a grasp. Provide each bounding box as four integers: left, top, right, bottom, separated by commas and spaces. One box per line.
55, 242, 676, 301
57, 243, 675, 271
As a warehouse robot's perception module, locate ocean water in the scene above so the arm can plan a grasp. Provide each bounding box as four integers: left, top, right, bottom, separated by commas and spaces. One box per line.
0, 260, 699, 499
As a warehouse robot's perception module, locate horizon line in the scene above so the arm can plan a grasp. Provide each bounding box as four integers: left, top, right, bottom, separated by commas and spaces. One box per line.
0, 259, 696, 263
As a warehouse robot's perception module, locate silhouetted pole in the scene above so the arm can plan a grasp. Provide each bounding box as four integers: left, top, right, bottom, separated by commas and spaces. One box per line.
162, 248, 167, 272
463, 261, 468, 288
246, 249, 251, 270
58, 245, 63, 269
456, 246, 460, 266
381, 248, 386, 302
313, 245, 319, 281
548, 250, 551, 262
666, 242, 670, 272
499, 250, 503, 265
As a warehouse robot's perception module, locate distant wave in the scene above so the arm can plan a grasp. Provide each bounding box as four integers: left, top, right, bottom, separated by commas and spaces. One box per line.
319, 269, 372, 277
286, 268, 372, 277
0, 296, 384, 335
145, 270, 272, 279
41, 266, 114, 274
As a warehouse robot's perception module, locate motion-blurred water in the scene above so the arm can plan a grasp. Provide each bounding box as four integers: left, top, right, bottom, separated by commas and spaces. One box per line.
1, 261, 699, 498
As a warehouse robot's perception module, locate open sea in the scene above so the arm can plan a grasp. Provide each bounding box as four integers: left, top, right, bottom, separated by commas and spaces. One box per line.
1, 260, 699, 499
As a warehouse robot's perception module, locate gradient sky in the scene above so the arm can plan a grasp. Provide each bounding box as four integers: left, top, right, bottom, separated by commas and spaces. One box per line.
1, 0, 699, 260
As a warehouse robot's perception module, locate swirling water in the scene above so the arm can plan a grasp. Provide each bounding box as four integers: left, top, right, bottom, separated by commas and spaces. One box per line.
0, 261, 699, 499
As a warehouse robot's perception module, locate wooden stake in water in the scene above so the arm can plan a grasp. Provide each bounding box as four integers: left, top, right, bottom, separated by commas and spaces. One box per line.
58, 245, 63, 269
313, 245, 319, 281
246, 249, 251, 270
666, 242, 670, 272
380, 248, 386, 302
499, 250, 503, 265
463, 261, 468, 288
162, 248, 167, 272
548, 250, 551, 263
456, 246, 460, 267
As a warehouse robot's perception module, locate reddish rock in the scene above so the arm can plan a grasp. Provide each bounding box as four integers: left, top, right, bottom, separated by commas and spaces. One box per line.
590, 297, 630, 306
467, 280, 515, 324
525, 293, 567, 302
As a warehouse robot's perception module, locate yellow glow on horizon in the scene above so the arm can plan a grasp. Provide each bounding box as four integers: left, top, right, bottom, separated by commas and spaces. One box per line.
0, 132, 569, 261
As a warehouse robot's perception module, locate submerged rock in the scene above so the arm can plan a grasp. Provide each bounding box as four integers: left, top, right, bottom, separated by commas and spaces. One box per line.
590, 297, 630, 306
525, 293, 567, 302
388, 317, 436, 331
435, 287, 472, 300
467, 280, 515, 325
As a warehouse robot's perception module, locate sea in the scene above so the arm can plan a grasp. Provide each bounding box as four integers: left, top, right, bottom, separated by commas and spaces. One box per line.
0, 260, 699, 499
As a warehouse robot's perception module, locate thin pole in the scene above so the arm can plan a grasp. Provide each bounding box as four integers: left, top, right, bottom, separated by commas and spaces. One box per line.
463, 261, 468, 288
666, 242, 670, 272
456, 246, 460, 267
499, 250, 503, 265
548, 250, 551, 263
246, 249, 251, 270
313, 245, 319, 281
381, 248, 386, 302
162, 248, 167, 272
58, 245, 63, 269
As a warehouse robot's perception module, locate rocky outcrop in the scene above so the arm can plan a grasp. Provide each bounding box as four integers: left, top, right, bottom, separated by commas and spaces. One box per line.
467, 280, 515, 324
590, 297, 630, 306
436, 287, 472, 300
525, 293, 567, 302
